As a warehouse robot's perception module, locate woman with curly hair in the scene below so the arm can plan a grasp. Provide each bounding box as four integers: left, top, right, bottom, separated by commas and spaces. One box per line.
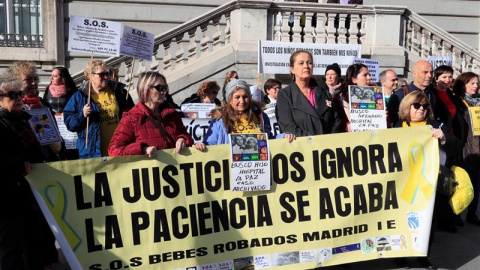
6, 61, 46, 110
181, 80, 221, 106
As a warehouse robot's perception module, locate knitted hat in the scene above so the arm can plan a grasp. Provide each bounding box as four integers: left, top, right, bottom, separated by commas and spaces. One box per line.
325, 63, 341, 77
225, 79, 251, 101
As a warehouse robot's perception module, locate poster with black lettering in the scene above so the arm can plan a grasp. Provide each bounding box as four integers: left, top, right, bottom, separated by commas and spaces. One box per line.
258, 40, 360, 75
26, 126, 439, 270
181, 103, 216, 119
27, 108, 62, 145
349, 86, 387, 132
229, 133, 271, 191
55, 113, 78, 149
427, 56, 453, 70
182, 118, 211, 143
120, 25, 154, 61
68, 16, 121, 56
354, 58, 379, 83
468, 107, 480, 136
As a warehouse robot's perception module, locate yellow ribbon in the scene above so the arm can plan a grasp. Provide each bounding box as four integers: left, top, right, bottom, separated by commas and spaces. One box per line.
401, 142, 435, 204
44, 181, 82, 250
400, 235, 407, 249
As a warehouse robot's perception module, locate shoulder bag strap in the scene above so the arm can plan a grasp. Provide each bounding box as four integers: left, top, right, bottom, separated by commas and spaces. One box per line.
146, 116, 175, 145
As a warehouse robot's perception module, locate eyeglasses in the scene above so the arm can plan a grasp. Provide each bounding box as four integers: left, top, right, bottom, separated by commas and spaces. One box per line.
411, 102, 429, 110
92, 72, 111, 78
150, 84, 168, 93
0, 91, 25, 100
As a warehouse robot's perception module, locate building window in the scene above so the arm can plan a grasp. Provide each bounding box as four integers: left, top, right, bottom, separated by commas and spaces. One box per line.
0, 0, 43, 47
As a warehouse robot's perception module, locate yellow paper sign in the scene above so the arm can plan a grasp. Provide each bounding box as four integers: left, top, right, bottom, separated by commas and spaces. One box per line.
469, 107, 480, 136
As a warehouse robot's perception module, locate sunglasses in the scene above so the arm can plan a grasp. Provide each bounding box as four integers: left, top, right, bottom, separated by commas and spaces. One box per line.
0, 91, 25, 99
150, 84, 168, 93
92, 72, 111, 78
411, 102, 429, 110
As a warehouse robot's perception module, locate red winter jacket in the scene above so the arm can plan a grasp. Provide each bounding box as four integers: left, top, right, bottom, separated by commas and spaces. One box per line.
108, 102, 193, 156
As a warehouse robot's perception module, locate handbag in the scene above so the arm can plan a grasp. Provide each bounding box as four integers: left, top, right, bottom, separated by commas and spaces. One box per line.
437, 165, 457, 197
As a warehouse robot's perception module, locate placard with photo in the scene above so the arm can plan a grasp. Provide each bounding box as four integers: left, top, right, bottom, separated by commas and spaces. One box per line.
27, 108, 62, 145
229, 133, 270, 192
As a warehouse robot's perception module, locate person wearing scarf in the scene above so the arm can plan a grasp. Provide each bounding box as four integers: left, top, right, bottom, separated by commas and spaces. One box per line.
453, 72, 480, 226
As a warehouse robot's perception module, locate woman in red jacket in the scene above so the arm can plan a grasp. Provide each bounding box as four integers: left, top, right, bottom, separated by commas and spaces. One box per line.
108, 71, 194, 157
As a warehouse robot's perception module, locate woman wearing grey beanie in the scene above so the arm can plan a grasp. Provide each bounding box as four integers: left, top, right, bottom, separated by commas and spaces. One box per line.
193, 79, 294, 150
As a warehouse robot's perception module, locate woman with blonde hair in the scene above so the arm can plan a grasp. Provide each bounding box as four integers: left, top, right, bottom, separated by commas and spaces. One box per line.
108, 71, 194, 157
64, 60, 134, 159
394, 91, 461, 269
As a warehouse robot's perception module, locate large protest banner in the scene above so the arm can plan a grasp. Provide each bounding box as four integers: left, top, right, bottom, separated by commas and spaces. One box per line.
27, 126, 439, 270
258, 40, 361, 75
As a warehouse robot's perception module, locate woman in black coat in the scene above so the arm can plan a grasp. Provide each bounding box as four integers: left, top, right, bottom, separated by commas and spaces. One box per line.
0, 76, 59, 269
276, 50, 341, 136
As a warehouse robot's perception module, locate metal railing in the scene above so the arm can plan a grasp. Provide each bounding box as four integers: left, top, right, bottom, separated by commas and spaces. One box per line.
0, 0, 43, 47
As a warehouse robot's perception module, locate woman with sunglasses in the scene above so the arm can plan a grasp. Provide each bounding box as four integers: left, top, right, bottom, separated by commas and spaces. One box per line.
64, 60, 134, 159
394, 91, 461, 269
0, 75, 61, 269
108, 71, 194, 157
181, 80, 222, 107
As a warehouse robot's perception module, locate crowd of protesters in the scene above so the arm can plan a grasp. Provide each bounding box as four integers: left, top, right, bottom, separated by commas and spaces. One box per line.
1, 51, 479, 269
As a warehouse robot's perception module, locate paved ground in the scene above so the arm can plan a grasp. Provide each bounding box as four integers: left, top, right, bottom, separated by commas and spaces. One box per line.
320, 211, 480, 270
55, 212, 480, 270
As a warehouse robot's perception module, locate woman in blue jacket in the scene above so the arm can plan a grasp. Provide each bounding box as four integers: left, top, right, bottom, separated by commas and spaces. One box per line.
194, 79, 294, 151
64, 60, 134, 159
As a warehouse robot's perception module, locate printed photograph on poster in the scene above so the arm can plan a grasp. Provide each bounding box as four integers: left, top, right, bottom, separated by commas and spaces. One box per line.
349, 85, 387, 132
233, 256, 254, 270
230, 134, 268, 159
27, 108, 62, 145
348, 85, 385, 110
229, 133, 271, 191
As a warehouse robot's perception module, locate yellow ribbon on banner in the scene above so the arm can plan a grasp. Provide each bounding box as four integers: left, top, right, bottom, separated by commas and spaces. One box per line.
401, 142, 435, 204
400, 235, 407, 249
44, 181, 81, 250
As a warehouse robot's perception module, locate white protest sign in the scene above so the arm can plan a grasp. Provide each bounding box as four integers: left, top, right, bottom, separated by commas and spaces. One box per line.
230, 134, 271, 192
354, 58, 380, 82
181, 103, 216, 119
68, 16, 121, 56
258, 40, 361, 75
120, 25, 154, 61
348, 85, 387, 132
55, 114, 78, 149
428, 56, 453, 70
181, 117, 211, 143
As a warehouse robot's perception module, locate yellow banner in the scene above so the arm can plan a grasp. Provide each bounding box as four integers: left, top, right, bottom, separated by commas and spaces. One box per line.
27, 126, 439, 270
469, 107, 480, 136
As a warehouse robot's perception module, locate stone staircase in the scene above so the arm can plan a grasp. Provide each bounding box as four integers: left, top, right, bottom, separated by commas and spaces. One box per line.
70, 0, 480, 104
